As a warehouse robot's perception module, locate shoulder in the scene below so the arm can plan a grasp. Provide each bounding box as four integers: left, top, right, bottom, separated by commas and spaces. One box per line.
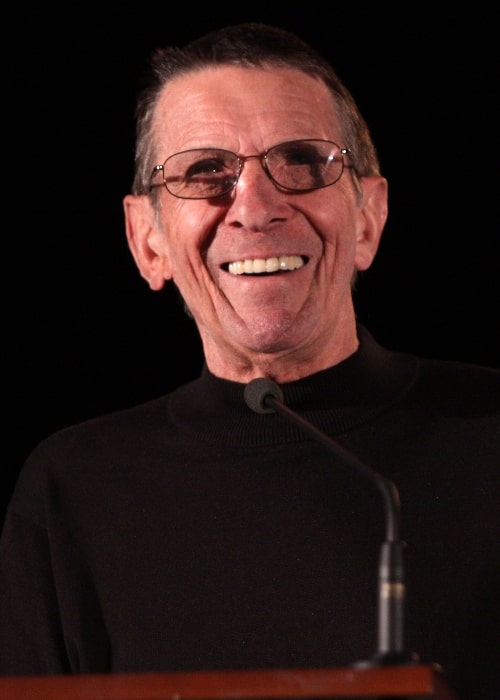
357, 323, 499, 416
6, 384, 198, 529
34, 392, 172, 452
411, 355, 499, 415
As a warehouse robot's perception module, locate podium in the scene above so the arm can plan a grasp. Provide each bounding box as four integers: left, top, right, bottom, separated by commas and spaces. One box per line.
0, 663, 459, 699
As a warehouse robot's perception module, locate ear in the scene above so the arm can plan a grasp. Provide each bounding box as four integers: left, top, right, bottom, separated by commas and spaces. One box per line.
123, 194, 173, 291
354, 176, 388, 271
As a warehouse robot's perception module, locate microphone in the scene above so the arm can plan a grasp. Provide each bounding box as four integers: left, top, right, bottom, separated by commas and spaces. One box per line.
244, 377, 419, 667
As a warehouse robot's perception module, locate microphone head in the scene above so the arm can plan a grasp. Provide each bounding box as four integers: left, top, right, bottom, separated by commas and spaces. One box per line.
244, 377, 284, 414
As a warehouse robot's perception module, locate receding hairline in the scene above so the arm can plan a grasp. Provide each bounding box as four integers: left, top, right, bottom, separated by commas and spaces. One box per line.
148, 63, 345, 149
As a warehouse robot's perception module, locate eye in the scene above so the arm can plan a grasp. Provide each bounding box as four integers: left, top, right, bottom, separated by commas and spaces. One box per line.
185, 157, 229, 178
280, 143, 322, 165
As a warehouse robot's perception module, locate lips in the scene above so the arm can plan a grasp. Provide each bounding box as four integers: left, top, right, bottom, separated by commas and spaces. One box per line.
227, 255, 305, 275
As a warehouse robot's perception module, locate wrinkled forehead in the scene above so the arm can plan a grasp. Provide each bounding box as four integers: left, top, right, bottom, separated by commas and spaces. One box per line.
151, 65, 342, 156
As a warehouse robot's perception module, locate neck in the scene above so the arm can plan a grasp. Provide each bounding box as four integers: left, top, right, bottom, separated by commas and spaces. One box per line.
203, 321, 360, 383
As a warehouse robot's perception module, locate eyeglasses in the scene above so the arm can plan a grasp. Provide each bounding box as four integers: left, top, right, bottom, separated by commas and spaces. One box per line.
149, 139, 355, 200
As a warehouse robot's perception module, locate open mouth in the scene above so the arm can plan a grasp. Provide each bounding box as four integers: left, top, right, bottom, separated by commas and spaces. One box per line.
224, 255, 307, 275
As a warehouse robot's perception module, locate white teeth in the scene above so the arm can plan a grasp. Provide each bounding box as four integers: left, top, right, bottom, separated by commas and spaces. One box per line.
228, 255, 305, 275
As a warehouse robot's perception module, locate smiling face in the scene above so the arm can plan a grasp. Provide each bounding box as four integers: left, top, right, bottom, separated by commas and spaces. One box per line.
124, 66, 388, 382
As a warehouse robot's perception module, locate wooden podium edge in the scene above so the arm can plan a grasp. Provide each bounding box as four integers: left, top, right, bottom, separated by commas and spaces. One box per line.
0, 663, 459, 699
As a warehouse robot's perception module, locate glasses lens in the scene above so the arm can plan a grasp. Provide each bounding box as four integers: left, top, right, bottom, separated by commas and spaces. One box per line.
266, 140, 344, 191
163, 149, 239, 199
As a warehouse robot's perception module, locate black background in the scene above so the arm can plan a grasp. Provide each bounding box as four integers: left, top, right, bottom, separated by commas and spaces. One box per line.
5, 4, 499, 522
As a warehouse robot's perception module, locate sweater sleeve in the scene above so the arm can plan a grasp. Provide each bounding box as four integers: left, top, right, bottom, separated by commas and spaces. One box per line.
0, 510, 70, 674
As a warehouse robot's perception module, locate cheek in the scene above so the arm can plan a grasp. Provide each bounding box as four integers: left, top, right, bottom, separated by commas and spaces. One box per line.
159, 201, 220, 265
308, 191, 359, 252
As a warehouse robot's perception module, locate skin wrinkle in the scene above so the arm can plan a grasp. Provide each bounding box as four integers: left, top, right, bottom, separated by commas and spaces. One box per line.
124, 66, 387, 382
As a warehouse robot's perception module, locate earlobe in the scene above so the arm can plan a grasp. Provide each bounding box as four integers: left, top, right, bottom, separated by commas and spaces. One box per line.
123, 194, 172, 290
354, 176, 388, 271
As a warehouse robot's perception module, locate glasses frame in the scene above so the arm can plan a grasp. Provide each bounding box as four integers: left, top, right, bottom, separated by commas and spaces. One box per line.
149, 139, 355, 200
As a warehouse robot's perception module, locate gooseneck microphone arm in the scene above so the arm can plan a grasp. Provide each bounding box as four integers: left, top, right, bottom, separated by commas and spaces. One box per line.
243, 377, 419, 666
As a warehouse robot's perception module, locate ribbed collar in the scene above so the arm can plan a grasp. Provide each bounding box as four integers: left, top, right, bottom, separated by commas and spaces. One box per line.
168, 325, 418, 447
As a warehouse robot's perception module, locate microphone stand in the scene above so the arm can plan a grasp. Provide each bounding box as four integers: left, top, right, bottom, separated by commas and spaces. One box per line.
244, 378, 419, 667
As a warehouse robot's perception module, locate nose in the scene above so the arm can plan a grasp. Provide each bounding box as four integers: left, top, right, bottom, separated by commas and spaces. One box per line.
233, 154, 273, 189
237, 153, 274, 189
226, 155, 287, 230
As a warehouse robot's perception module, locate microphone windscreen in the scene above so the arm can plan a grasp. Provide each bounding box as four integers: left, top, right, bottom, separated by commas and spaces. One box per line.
244, 378, 284, 414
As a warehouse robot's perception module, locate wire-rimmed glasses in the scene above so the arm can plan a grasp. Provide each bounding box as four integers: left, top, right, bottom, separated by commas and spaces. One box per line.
149, 139, 355, 200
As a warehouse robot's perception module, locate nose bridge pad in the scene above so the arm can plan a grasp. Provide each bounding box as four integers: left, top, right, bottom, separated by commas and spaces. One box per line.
237, 153, 272, 188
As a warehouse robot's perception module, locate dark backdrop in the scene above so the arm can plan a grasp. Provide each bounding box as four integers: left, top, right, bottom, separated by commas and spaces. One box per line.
6, 4, 499, 522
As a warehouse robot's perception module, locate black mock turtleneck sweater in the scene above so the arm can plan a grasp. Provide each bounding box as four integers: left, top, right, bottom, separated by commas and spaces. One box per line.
1, 325, 499, 700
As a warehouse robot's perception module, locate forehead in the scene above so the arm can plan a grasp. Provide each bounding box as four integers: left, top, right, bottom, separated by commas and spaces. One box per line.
151, 65, 341, 154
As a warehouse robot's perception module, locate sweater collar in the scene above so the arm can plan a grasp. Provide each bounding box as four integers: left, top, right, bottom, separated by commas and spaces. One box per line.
168, 325, 418, 446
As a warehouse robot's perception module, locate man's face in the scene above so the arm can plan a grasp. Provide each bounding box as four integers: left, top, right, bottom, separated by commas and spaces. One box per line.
125, 66, 387, 380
